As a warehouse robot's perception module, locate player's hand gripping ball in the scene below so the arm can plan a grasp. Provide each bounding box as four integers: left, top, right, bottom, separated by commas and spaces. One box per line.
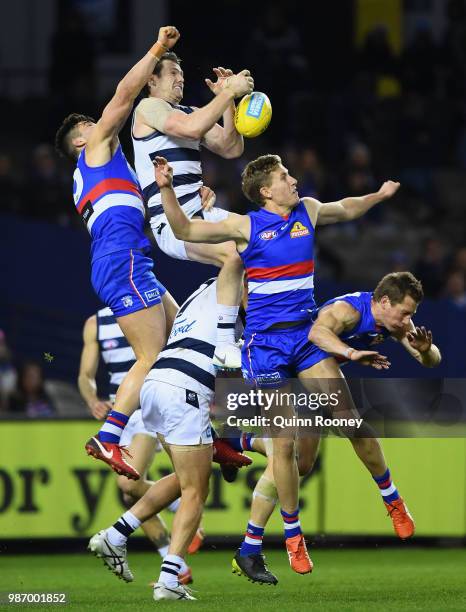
234, 92, 272, 138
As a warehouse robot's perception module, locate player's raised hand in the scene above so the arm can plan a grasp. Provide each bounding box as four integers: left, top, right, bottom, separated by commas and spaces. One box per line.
406, 326, 432, 354
153, 156, 173, 188
225, 69, 254, 98
200, 185, 216, 212
349, 349, 391, 370
377, 180, 400, 200
157, 26, 180, 50
205, 67, 234, 95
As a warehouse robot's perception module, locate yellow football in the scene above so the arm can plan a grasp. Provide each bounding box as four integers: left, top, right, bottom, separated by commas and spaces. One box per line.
234, 92, 272, 138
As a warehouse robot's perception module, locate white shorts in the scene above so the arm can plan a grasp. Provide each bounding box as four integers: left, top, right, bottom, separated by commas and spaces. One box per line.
150, 203, 230, 261
140, 380, 212, 446
120, 409, 161, 450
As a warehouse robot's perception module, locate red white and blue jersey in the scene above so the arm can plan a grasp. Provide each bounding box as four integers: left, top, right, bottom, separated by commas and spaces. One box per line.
320, 291, 391, 355
240, 201, 316, 332
73, 144, 150, 262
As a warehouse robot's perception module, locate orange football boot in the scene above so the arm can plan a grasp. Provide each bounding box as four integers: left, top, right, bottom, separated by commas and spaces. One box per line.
285, 534, 313, 574
384, 497, 415, 539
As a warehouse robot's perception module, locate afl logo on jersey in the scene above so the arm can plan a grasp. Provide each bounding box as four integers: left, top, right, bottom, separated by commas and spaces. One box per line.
290, 221, 310, 238
260, 230, 278, 240
102, 339, 119, 349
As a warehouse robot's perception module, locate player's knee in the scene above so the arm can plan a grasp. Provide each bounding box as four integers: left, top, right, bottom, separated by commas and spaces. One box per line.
181, 485, 205, 509
273, 437, 295, 459
297, 454, 316, 477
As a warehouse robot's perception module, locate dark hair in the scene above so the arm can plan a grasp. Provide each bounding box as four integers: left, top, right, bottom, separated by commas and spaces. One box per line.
55, 113, 96, 161
241, 154, 282, 206
373, 272, 424, 305
142, 52, 182, 97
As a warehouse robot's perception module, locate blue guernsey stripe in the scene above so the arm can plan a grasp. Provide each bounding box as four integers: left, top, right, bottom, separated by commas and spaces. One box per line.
97, 315, 118, 326
152, 358, 215, 391
149, 190, 199, 218
149, 147, 200, 163
165, 337, 216, 358
107, 359, 137, 373
143, 174, 202, 201
176, 278, 216, 316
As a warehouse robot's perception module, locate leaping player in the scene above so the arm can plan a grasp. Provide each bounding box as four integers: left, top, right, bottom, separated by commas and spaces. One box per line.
55, 26, 181, 480
152, 153, 401, 576
229, 271, 441, 584
132, 52, 254, 368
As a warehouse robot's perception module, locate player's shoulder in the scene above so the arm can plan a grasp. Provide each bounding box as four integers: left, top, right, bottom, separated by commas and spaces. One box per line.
136, 96, 173, 115
300, 196, 321, 226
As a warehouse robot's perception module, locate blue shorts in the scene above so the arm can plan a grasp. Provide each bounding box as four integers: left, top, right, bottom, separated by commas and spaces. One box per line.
91, 248, 166, 318
241, 322, 329, 387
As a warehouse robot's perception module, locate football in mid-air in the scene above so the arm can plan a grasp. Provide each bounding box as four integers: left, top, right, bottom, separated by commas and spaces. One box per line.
234, 92, 272, 138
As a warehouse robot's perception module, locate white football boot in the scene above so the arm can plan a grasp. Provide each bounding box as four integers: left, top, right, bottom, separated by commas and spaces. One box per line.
88, 529, 134, 582
153, 581, 196, 601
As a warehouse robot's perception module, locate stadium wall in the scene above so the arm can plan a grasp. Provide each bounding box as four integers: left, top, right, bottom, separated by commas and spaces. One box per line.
0, 421, 465, 542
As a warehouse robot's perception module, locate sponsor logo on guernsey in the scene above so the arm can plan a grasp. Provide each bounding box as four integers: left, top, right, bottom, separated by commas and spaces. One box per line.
256, 371, 283, 385
290, 221, 310, 238
169, 318, 196, 339
145, 288, 160, 302
122, 295, 133, 308
102, 339, 119, 349
260, 230, 278, 241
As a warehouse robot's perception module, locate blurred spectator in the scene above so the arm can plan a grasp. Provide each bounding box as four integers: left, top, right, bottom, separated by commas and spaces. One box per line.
7, 361, 56, 418
401, 23, 441, 96
25, 144, 69, 223
451, 246, 466, 274
414, 237, 447, 298
443, 270, 466, 309
0, 330, 17, 411
296, 148, 326, 198
358, 25, 399, 92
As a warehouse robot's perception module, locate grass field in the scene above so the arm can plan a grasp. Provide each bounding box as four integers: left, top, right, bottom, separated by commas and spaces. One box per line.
1, 549, 465, 611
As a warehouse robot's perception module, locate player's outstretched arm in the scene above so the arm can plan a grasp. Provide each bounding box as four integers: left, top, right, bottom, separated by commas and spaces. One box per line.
309, 302, 391, 370
153, 156, 249, 245
78, 316, 112, 420
137, 69, 253, 141
308, 181, 401, 226
397, 324, 442, 367
91, 26, 180, 147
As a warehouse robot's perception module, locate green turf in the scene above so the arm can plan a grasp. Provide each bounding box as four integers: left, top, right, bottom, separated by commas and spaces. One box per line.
1, 549, 465, 611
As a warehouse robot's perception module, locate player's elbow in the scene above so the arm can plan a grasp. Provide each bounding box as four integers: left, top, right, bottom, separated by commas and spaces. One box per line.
221, 140, 244, 159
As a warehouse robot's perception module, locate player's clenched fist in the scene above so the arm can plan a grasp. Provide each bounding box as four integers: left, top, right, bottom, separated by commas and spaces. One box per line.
153, 156, 173, 188
157, 26, 180, 49
377, 180, 400, 200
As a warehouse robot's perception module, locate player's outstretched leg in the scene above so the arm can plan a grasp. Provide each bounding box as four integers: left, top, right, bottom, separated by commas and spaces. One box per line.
353, 443, 415, 539
85, 302, 168, 479
185, 240, 244, 369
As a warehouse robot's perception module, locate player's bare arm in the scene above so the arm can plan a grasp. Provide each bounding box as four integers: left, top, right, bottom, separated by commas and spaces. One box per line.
78, 316, 112, 419
395, 323, 442, 368
303, 181, 401, 227
86, 26, 180, 165
154, 156, 249, 247
309, 302, 391, 369
202, 67, 244, 158
136, 69, 253, 141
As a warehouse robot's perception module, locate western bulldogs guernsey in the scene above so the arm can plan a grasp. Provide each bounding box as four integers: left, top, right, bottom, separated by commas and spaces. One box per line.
132, 105, 203, 220
96, 307, 136, 402
240, 200, 316, 332
145, 278, 219, 400
320, 291, 391, 352
73, 144, 150, 262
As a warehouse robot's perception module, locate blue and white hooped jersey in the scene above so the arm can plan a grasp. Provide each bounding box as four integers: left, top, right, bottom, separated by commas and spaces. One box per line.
73, 144, 150, 262
319, 291, 391, 352
145, 278, 219, 400
132, 104, 203, 219
240, 201, 316, 332
96, 307, 136, 402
